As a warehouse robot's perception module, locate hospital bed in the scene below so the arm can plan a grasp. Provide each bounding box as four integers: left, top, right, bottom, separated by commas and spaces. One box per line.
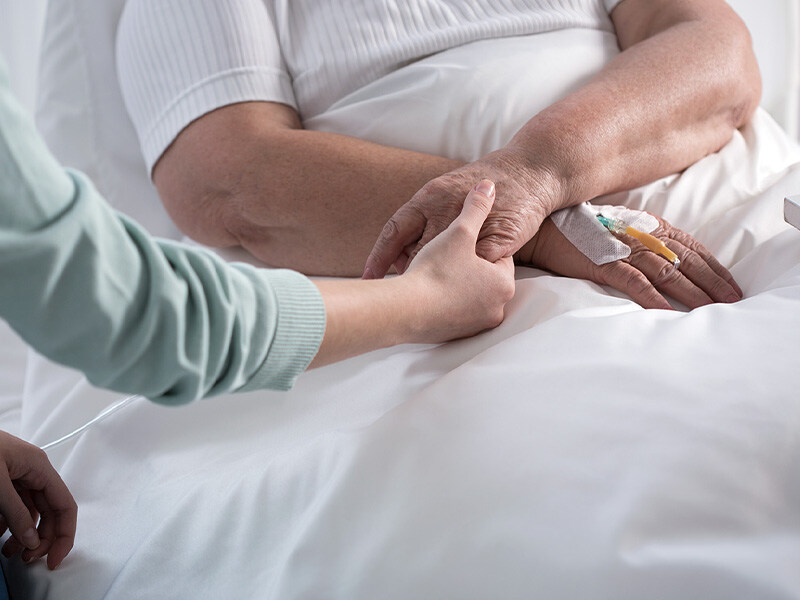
2, 1, 800, 598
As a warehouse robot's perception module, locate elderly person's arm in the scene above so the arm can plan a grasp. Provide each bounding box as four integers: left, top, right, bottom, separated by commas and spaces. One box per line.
150, 101, 463, 276
1, 56, 513, 406
117, 0, 466, 277
366, 0, 761, 275
120, 0, 753, 305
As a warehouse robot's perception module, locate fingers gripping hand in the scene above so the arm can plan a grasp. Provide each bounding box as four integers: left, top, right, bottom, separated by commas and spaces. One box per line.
364, 151, 556, 280
0, 432, 77, 570
450, 180, 500, 239
363, 175, 469, 280
407, 180, 516, 341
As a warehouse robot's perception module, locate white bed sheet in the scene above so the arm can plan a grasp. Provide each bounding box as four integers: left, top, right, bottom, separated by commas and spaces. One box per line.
5, 105, 800, 598
0, 321, 25, 436
3, 6, 800, 598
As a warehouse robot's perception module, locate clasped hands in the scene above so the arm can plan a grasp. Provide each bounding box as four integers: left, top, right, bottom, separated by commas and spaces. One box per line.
364, 147, 742, 310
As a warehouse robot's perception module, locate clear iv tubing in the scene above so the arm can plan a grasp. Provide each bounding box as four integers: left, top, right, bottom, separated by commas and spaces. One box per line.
39, 394, 143, 451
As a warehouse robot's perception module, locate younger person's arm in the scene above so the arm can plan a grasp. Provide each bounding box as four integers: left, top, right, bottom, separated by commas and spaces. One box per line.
0, 57, 513, 406
312, 180, 513, 367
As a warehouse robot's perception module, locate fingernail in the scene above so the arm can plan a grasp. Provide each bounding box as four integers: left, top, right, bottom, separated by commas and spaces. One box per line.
22, 528, 40, 550
726, 293, 740, 303
474, 180, 495, 198
362, 266, 375, 280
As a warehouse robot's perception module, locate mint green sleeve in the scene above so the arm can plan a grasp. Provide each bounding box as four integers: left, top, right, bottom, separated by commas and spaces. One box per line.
0, 57, 326, 406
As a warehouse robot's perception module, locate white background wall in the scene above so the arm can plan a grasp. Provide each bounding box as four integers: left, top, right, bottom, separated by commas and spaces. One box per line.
0, 0, 799, 134
0, 0, 48, 112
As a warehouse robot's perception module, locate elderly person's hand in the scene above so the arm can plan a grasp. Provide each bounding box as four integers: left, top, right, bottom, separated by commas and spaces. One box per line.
0, 432, 77, 570
363, 1, 760, 283
516, 213, 742, 310
363, 146, 556, 279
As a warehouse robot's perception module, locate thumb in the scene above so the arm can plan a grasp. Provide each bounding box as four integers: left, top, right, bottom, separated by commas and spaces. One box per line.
0, 467, 39, 550
364, 205, 427, 280
451, 180, 496, 240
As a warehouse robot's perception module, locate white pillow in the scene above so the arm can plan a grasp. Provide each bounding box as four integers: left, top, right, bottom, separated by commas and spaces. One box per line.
306, 29, 620, 162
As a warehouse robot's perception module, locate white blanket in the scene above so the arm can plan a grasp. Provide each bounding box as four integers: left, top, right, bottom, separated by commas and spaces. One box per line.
4, 109, 799, 599
6, 33, 800, 599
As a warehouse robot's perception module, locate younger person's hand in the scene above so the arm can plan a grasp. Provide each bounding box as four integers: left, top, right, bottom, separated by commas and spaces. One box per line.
365, 149, 557, 279
314, 180, 514, 367
403, 179, 516, 342
0, 432, 77, 570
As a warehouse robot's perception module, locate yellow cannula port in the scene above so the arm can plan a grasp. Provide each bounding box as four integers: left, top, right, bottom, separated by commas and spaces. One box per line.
624, 226, 680, 267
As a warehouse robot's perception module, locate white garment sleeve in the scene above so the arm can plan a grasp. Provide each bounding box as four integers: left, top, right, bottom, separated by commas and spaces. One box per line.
116, 0, 297, 173
604, 0, 625, 13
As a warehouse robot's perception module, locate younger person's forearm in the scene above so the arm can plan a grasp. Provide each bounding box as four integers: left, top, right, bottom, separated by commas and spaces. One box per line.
310, 278, 422, 367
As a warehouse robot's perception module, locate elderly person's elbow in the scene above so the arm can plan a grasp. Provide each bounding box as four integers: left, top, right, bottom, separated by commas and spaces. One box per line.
725, 15, 762, 129
694, 4, 761, 131
153, 160, 242, 249
152, 108, 296, 260
616, 0, 761, 132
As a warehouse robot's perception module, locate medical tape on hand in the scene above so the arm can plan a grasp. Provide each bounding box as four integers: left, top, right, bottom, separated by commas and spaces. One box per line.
550, 202, 659, 265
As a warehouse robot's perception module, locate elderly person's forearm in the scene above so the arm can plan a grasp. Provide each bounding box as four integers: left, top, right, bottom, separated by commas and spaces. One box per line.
153, 102, 463, 276
506, 0, 761, 214
364, 1, 761, 277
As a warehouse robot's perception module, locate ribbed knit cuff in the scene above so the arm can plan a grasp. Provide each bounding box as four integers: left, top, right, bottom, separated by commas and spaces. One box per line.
238, 269, 326, 392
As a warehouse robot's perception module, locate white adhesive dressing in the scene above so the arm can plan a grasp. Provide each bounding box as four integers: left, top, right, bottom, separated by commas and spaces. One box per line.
550, 202, 659, 265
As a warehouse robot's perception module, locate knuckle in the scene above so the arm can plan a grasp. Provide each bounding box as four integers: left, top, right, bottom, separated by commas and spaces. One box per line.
419, 175, 462, 199
681, 250, 704, 272
625, 270, 652, 297
482, 212, 520, 236
488, 309, 505, 330
380, 216, 402, 241
594, 262, 620, 287
668, 228, 690, 245
653, 262, 681, 287
33, 447, 53, 471
708, 278, 734, 300
681, 236, 702, 253
433, 213, 457, 232
500, 278, 516, 303
480, 216, 522, 253
451, 221, 473, 239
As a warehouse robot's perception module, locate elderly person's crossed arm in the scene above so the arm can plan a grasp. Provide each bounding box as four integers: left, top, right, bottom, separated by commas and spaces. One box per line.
119, 0, 758, 309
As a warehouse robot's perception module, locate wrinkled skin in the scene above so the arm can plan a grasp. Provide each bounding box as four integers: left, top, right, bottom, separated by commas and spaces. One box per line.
517, 214, 743, 310
365, 148, 558, 276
